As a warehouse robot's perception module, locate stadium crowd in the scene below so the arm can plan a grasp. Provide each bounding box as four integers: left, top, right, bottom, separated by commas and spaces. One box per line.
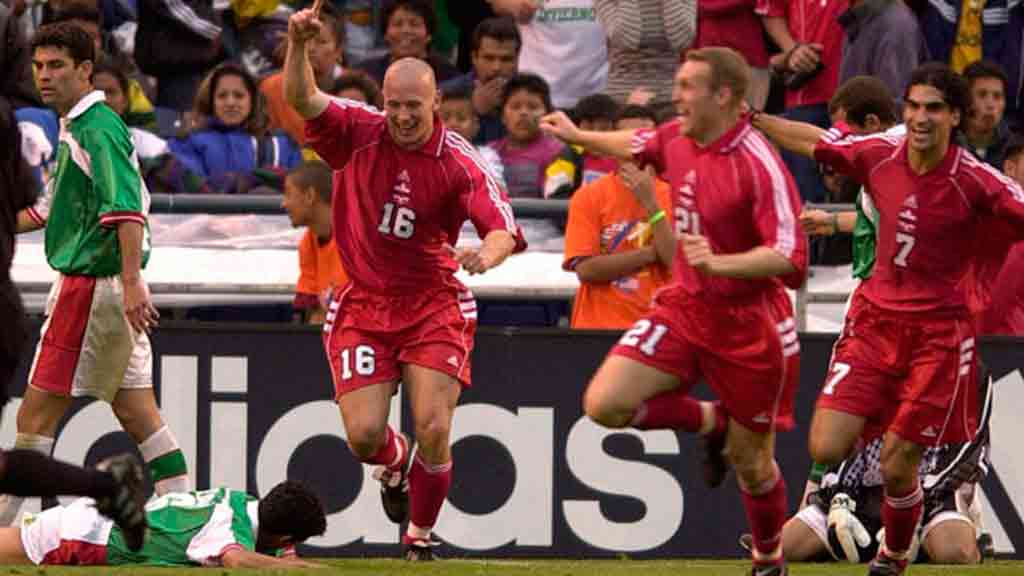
3, 0, 1024, 574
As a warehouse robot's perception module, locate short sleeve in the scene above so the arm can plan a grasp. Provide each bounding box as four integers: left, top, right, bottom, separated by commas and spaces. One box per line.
970, 157, 1024, 237
812, 124, 879, 185
750, 138, 808, 289
755, 0, 785, 18
563, 177, 605, 270
630, 123, 673, 175
451, 139, 527, 252
305, 98, 385, 170
86, 127, 147, 228
186, 494, 256, 566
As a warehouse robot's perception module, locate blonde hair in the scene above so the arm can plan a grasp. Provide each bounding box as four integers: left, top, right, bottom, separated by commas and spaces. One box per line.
685, 47, 751, 106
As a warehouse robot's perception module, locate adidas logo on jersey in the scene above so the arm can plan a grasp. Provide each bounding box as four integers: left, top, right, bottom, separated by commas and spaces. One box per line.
921, 426, 938, 438
447, 355, 459, 367
903, 194, 918, 209
752, 412, 771, 424
398, 170, 411, 183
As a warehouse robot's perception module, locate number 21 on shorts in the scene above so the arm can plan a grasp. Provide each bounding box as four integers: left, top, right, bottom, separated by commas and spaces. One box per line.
619, 319, 668, 356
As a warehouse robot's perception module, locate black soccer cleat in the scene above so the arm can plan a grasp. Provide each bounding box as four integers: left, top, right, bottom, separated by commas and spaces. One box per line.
739, 533, 754, 553
749, 562, 787, 576
373, 435, 414, 524
867, 553, 908, 576
95, 453, 148, 552
699, 431, 730, 488
403, 538, 437, 562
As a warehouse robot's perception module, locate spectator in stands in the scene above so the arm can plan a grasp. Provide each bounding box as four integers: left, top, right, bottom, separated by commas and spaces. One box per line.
921, 0, 1022, 121
490, 73, 567, 198
837, 0, 927, 100
692, 0, 771, 110
761, 0, 847, 203
357, 0, 459, 87
261, 2, 345, 147
440, 85, 507, 188
545, 93, 620, 198
440, 16, 521, 144
168, 62, 301, 194
46, 2, 159, 131
332, 70, 382, 107
593, 0, 696, 108
958, 60, 1013, 169
563, 104, 672, 329
92, 59, 168, 161
488, 0, 607, 109
282, 162, 348, 324
134, 0, 222, 112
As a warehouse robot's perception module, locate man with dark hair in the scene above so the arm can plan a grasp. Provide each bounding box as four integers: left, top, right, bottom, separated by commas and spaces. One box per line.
754, 62, 1024, 575
958, 60, 1012, 169
282, 161, 348, 324
0, 481, 324, 568
0, 5, 147, 553
441, 16, 521, 144
542, 46, 807, 576
0, 21, 192, 528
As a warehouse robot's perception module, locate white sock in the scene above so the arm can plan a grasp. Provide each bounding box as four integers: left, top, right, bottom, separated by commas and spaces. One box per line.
0, 434, 55, 525
139, 426, 190, 495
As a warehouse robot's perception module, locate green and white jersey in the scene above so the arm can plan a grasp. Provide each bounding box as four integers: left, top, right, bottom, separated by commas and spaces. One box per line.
851, 189, 878, 280
106, 488, 273, 566
32, 91, 151, 277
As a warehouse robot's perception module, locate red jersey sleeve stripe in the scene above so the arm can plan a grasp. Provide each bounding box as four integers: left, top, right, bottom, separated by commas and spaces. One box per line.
27, 207, 45, 226
99, 212, 147, 228
445, 133, 516, 231
329, 96, 385, 117
630, 129, 656, 155
962, 152, 1024, 203
744, 133, 798, 258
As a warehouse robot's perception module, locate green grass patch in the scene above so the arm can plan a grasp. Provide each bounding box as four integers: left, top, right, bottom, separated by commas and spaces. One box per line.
0, 559, 1020, 575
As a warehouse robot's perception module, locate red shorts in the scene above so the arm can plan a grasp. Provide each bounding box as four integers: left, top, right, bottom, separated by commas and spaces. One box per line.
816, 291, 978, 446
611, 288, 796, 433
322, 283, 477, 399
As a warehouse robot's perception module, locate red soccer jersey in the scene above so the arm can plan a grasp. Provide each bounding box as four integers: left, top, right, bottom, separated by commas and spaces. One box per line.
305, 99, 524, 295
815, 130, 1024, 313
960, 217, 1024, 336
631, 118, 807, 301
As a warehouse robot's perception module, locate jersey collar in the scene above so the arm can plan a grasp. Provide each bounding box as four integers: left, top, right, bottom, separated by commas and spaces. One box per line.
66, 90, 106, 120
896, 138, 963, 177
698, 116, 751, 155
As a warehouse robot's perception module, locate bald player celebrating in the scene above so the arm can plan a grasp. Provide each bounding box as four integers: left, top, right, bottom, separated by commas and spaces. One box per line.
284, 1, 523, 562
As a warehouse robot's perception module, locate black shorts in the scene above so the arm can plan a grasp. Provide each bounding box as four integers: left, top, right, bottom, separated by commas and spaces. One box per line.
0, 279, 26, 411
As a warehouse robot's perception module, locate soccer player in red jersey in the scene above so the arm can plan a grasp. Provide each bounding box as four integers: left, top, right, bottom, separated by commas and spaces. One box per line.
541, 47, 807, 576
283, 2, 524, 561
754, 63, 1024, 575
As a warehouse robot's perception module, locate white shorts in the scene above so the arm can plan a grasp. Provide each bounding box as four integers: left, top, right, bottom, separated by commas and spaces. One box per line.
28, 274, 152, 402
20, 498, 112, 565
793, 501, 973, 552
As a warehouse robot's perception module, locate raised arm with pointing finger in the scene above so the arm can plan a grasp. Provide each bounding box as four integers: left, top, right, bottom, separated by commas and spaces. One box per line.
539, 110, 638, 162
283, 1, 331, 120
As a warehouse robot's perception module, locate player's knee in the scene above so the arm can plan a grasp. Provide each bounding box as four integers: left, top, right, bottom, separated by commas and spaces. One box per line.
413, 414, 451, 452
345, 424, 388, 460
879, 444, 920, 488
930, 540, 980, 565
729, 446, 774, 489
582, 387, 629, 428
807, 434, 846, 467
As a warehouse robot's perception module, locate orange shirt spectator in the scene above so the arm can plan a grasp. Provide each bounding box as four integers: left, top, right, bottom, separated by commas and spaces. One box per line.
564, 166, 672, 329
295, 229, 349, 320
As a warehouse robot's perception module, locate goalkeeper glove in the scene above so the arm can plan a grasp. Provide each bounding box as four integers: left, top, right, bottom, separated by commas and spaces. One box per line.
827, 493, 872, 563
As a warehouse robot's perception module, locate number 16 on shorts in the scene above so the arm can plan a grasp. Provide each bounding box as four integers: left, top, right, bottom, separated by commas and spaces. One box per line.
340, 345, 376, 379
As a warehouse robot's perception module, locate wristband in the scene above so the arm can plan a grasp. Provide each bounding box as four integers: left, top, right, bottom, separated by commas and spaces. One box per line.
648, 209, 666, 225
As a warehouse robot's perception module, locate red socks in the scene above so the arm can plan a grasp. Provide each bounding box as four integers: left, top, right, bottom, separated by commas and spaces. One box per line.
362, 427, 407, 470
881, 483, 924, 558
631, 393, 727, 437
406, 455, 453, 539
740, 465, 787, 565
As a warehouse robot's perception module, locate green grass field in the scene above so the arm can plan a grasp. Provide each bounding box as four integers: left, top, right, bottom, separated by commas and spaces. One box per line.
1, 559, 1021, 575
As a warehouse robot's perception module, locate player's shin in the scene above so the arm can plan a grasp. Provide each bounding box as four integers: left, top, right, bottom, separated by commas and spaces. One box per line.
405, 454, 452, 542
364, 426, 408, 470
739, 462, 788, 567
139, 426, 189, 495
880, 481, 924, 560
0, 433, 54, 525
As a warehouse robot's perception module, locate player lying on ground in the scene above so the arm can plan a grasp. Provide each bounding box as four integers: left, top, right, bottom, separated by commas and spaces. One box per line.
0, 481, 325, 568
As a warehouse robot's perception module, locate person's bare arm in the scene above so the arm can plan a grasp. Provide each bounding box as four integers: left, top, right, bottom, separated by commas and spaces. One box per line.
283, 2, 331, 119
540, 111, 637, 162
683, 235, 796, 279
453, 230, 516, 275
574, 248, 658, 284
118, 222, 159, 334
15, 209, 43, 233
751, 113, 826, 159
221, 547, 320, 569
800, 209, 857, 236
619, 163, 675, 267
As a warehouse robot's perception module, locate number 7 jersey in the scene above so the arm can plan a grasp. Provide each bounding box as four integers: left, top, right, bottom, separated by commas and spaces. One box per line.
814, 127, 1024, 313
305, 98, 525, 295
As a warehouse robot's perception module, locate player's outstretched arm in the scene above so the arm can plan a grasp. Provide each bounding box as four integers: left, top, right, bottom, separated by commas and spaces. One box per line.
14, 208, 42, 233
453, 230, 516, 275
540, 111, 636, 162
283, 0, 331, 119
682, 235, 796, 279
800, 209, 856, 236
751, 113, 825, 160
221, 547, 321, 569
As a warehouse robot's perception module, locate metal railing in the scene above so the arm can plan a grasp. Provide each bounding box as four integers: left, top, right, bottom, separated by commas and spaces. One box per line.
148, 195, 856, 329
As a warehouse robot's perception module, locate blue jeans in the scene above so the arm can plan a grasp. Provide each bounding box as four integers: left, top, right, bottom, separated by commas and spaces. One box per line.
781, 103, 831, 203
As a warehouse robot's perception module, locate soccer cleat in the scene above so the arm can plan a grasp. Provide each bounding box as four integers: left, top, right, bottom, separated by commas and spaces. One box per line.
749, 562, 787, 576
867, 552, 908, 576
699, 431, 730, 488
403, 537, 438, 562
739, 533, 754, 553
94, 453, 148, 552
978, 532, 995, 560
372, 434, 414, 524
